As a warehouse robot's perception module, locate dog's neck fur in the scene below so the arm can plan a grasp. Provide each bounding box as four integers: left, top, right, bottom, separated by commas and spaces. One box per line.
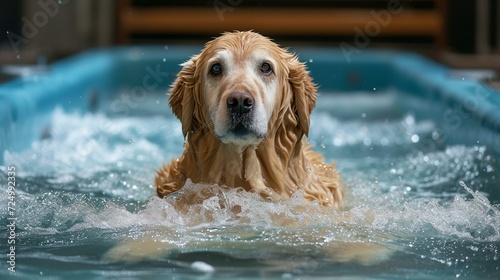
179, 98, 302, 195
156, 91, 341, 207
179, 114, 304, 197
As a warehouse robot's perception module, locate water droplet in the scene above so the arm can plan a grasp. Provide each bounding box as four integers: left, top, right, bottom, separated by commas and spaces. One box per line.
191, 261, 215, 273
162, 58, 166, 62
164, 45, 169, 50
333, 138, 343, 146
411, 134, 420, 143
117, 161, 123, 167
308, 59, 313, 63
404, 115, 415, 126
363, 137, 372, 146
373, 87, 376, 91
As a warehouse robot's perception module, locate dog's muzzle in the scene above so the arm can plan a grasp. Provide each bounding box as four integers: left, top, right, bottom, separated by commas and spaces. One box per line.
227, 91, 255, 136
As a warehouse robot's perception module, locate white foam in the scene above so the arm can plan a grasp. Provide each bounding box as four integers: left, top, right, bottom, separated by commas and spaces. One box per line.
191, 261, 215, 273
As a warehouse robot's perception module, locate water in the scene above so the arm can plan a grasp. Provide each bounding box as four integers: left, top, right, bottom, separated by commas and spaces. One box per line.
1, 92, 499, 279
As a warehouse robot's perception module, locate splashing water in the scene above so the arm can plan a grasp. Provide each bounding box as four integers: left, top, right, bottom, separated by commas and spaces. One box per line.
1, 93, 499, 279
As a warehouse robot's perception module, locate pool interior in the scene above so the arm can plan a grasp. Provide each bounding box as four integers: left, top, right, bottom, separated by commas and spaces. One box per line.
1, 89, 499, 279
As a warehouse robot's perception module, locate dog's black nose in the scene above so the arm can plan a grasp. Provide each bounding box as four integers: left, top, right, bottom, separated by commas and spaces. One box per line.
227, 91, 254, 114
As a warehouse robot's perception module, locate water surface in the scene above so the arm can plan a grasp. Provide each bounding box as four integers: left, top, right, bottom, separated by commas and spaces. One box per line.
1, 91, 499, 279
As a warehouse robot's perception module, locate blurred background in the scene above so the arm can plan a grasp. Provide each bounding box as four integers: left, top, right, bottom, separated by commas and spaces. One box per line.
0, 0, 499, 83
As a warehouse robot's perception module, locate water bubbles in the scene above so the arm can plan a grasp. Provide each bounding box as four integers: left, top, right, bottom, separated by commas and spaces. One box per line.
373, 87, 377, 91
361, 113, 366, 118
432, 131, 441, 140
485, 165, 493, 173
411, 134, 420, 143
162, 58, 166, 62
308, 59, 313, 63
164, 45, 169, 50
468, 245, 479, 252
117, 161, 123, 167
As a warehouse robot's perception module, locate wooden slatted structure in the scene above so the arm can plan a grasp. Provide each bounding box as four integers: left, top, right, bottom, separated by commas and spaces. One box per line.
116, 0, 447, 47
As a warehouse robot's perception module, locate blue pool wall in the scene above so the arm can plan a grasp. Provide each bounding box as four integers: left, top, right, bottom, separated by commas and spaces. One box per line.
1, 46, 500, 165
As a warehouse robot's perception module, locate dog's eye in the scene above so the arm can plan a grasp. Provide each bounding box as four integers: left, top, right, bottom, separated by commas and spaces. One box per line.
260, 62, 273, 75
210, 63, 222, 75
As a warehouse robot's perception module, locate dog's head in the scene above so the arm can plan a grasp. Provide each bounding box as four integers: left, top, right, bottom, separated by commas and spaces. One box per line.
169, 31, 316, 147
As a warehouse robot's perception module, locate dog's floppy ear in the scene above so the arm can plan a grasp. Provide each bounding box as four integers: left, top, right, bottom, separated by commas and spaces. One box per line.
288, 58, 317, 137
169, 55, 199, 138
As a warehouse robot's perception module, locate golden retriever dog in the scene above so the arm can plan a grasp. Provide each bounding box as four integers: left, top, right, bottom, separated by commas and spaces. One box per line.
155, 31, 343, 208
105, 33, 398, 264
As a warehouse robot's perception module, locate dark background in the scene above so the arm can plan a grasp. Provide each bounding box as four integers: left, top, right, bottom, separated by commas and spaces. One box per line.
0, 0, 499, 82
